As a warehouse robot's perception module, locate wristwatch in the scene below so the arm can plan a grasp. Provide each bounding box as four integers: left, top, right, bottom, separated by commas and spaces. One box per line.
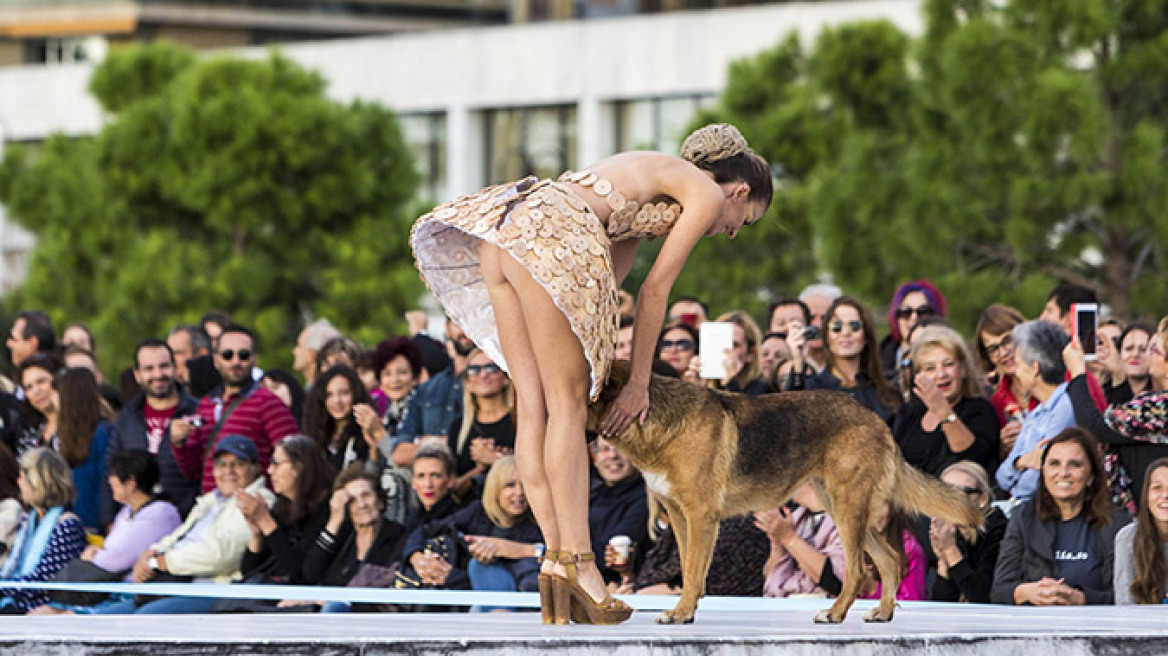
942, 412, 958, 425
147, 556, 160, 571
532, 543, 546, 561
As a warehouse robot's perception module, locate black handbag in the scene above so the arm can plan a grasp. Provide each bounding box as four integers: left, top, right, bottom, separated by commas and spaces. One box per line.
132, 570, 194, 606
47, 559, 123, 606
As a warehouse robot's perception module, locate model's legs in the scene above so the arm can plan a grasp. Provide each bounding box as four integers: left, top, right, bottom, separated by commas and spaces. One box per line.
480, 244, 559, 561
495, 251, 609, 605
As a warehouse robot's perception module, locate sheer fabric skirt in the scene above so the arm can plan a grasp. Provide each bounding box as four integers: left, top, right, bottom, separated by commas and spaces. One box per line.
411, 176, 620, 400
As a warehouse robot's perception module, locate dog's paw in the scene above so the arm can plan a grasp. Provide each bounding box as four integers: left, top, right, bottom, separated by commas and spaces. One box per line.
655, 611, 695, 625
812, 610, 843, 624
862, 607, 894, 623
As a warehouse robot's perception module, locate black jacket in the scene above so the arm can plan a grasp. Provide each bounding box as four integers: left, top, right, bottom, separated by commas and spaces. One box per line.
107, 390, 201, 517
302, 517, 407, 587
588, 473, 648, 584
241, 497, 330, 584
990, 500, 1128, 605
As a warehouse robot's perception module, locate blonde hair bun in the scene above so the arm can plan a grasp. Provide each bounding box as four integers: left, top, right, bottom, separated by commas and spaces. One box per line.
681, 123, 750, 164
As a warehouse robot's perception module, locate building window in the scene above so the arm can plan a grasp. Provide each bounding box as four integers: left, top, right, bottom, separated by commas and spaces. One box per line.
398, 112, 447, 201
484, 105, 577, 184
614, 94, 717, 154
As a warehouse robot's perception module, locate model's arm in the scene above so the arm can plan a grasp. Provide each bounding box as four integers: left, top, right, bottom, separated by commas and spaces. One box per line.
600, 159, 723, 437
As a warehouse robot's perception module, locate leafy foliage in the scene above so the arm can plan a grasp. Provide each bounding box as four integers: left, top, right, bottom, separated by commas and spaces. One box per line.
652, 0, 1168, 333
0, 42, 422, 377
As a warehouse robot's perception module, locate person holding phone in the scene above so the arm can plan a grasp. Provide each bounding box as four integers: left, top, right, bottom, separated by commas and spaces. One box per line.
785, 297, 901, 424
689, 312, 773, 395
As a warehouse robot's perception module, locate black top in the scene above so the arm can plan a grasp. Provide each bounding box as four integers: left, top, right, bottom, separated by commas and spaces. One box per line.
241, 496, 331, 584
1068, 374, 1168, 507
893, 397, 1000, 478
446, 414, 516, 478
301, 518, 407, 587
401, 494, 463, 537
587, 473, 649, 584
802, 369, 897, 424
723, 377, 775, 397
931, 507, 1008, 603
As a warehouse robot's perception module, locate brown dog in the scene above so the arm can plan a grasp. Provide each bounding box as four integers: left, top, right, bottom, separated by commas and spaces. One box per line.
587, 362, 983, 624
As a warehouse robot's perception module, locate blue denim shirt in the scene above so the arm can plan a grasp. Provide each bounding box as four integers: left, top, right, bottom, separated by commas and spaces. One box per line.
392, 367, 463, 450
996, 382, 1076, 501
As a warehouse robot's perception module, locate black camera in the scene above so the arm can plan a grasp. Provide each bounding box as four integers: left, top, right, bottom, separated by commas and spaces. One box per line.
802, 325, 820, 341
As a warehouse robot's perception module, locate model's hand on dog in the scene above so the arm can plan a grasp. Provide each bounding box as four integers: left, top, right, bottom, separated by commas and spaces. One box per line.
601, 383, 649, 439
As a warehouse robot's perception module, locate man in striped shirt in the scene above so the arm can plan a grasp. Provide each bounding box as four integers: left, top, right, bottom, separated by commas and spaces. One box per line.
169, 324, 298, 493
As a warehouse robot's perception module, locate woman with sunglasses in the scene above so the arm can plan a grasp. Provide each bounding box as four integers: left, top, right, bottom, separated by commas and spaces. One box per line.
447, 349, 515, 502
975, 304, 1030, 461
656, 323, 699, 380
879, 281, 947, 383
787, 297, 901, 424
930, 461, 1007, 603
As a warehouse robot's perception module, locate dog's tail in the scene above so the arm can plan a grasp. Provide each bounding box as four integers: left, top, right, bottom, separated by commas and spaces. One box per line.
891, 460, 984, 537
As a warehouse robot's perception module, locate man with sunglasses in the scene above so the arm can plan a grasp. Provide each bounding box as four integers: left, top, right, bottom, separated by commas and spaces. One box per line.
170, 324, 298, 494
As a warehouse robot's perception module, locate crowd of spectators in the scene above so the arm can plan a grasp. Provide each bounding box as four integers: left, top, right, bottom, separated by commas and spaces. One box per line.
0, 277, 1166, 615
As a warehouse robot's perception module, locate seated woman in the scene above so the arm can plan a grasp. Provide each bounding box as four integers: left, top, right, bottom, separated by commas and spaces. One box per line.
446, 349, 515, 501
991, 428, 1128, 605
589, 437, 649, 588
975, 303, 1030, 461
0, 444, 21, 567
630, 493, 770, 597
302, 365, 379, 473
879, 280, 947, 383
1115, 458, 1168, 604
996, 321, 1077, 502
786, 297, 901, 424
893, 326, 1000, 477
0, 448, 86, 613
81, 435, 275, 614
56, 368, 117, 532
756, 484, 845, 598
1065, 319, 1168, 510
1105, 322, 1155, 406
930, 461, 1008, 603
402, 443, 462, 536
236, 435, 334, 586
299, 463, 407, 608
657, 323, 700, 381
695, 311, 773, 396
30, 451, 182, 613
857, 503, 927, 602
401, 456, 542, 607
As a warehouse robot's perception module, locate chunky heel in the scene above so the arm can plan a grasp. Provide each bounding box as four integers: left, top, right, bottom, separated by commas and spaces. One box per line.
552, 569, 573, 625
537, 549, 560, 625
558, 552, 633, 625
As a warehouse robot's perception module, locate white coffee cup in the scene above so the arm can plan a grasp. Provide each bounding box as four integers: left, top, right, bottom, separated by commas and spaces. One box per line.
609, 535, 632, 566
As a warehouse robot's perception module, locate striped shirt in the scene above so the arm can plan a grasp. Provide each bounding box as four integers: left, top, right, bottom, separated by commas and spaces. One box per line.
173, 382, 299, 493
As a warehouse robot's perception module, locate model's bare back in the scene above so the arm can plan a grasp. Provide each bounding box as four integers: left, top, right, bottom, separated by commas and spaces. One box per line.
562, 152, 719, 230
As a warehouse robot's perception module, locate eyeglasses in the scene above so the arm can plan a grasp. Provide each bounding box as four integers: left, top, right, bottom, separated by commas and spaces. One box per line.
828, 320, 863, 334
954, 485, 981, 497
659, 339, 695, 352
466, 363, 502, 377
896, 304, 935, 320
218, 349, 253, 362
984, 335, 1013, 358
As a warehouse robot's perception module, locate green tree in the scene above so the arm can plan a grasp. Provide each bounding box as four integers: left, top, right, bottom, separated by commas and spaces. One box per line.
0, 42, 422, 376
682, 0, 1168, 331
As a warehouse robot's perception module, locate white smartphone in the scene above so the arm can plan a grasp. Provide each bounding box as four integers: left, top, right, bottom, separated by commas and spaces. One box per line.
699, 321, 735, 379
1072, 303, 1098, 362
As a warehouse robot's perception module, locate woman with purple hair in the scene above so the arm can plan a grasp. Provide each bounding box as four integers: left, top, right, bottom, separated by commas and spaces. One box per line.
879, 280, 948, 383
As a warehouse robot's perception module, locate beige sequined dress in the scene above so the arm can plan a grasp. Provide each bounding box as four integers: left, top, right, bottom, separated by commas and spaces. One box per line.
410, 171, 682, 400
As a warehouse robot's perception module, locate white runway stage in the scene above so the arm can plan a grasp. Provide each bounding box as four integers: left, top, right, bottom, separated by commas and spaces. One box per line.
2, 601, 1168, 655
